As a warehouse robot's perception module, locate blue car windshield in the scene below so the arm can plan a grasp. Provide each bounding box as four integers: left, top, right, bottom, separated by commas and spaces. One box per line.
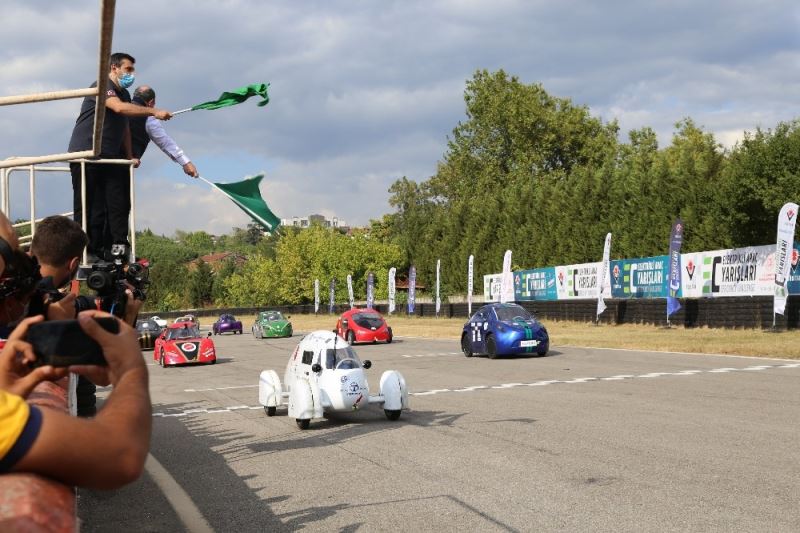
325, 346, 362, 370
494, 305, 532, 322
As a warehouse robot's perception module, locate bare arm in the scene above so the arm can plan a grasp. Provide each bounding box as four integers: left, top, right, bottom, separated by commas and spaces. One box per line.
12, 312, 152, 490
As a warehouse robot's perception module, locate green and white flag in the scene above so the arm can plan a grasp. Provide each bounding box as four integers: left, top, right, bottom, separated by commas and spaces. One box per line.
192, 83, 269, 110
201, 175, 280, 232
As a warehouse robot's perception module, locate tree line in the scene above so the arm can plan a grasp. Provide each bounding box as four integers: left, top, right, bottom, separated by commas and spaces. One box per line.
138, 69, 800, 309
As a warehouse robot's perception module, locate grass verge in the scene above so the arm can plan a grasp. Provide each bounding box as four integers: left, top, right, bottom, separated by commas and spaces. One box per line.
223, 314, 800, 359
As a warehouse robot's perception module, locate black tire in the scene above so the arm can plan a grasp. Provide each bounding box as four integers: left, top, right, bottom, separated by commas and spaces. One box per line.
346, 330, 356, 345
384, 409, 401, 421
486, 335, 498, 359
537, 349, 548, 357
159, 349, 166, 368
461, 333, 473, 357
386, 327, 393, 344
296, 419, 310, 430
265, 406, 276, 416
209, 359, 216, 365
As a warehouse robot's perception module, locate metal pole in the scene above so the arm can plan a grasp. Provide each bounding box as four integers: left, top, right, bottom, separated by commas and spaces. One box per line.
0, 151, 95, 170
81, 160, 88, 265
0, 168, 6, 216
0, 87, 98, 107
129, 162, 136, 262
28, 166, 36, 239
172, 108, 193, 115
91, 0, 117, 157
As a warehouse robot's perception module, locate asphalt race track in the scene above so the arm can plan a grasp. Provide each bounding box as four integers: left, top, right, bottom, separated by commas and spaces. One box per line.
79, 329, 800, 532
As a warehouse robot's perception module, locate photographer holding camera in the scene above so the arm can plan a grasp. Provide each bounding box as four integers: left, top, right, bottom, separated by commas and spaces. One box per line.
0, 212, 152, 489
29, 215, 146, 416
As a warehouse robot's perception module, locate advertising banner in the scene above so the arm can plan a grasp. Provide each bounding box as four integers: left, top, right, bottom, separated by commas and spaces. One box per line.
366, 272, 375, 309
500, 250, 514, 303
701, 245, 774, 297
514, 267, 557, 301
314, 279, 319, 314
328, 278, 336, 313
610, 256, 669, 298
467, 255, 474, 315
597, 232, 612, 316
774, 203, 798, 315
786, 244, 800, 295
435, 260, 441, 315
667, 219, 684, 316
483, 273, 502, 302
679, 252, 704, 298
346, 274, 354, 308
555, 262, 606, 299
388, 267, 396, 314
408, 265, 416, 314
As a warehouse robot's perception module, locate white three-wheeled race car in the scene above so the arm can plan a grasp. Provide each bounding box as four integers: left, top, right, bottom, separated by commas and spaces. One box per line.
258, 330, 410, 429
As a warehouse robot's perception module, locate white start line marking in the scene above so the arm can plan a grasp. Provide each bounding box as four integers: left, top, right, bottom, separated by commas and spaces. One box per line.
400, 352, 461, 358
153, 363, 800, 418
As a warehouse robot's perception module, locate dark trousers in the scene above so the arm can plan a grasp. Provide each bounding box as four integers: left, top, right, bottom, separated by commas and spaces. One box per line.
71, 162, 131, 257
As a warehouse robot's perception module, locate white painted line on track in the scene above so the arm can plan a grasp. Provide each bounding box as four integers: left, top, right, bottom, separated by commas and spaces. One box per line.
184, 384, 259, 393
145, 454, 214, 533
401, 352, 460, 358
556, 344, 799, 362
151, 362, 799, 419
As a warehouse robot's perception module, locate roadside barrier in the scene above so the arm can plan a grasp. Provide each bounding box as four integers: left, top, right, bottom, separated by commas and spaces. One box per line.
0, 378, 75, 533
142, 295, 799, 329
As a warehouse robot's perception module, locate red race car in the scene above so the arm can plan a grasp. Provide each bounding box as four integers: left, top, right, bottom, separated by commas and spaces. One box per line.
335, 308, 393, 345
154, 322, 216, 367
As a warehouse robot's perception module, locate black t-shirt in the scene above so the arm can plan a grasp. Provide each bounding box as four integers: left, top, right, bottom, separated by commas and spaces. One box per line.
67, 79, 131, 157
129, 97, 151, 159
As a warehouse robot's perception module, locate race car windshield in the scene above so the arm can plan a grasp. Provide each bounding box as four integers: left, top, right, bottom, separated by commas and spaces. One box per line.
494, 305, 532, 322
264, 312, 284, 321
352, 313, 384, 328
137, 320, 159, 331
167, 326, 201, 340
220, 314, 235, 321
325, 346, 362, 370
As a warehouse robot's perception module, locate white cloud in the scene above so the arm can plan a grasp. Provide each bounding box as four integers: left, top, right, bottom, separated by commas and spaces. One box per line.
2, 0, 799, 232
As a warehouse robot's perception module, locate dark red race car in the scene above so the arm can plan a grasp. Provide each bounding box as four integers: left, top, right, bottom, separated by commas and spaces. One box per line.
335, 308, 393, 345
154, 322, 216, 367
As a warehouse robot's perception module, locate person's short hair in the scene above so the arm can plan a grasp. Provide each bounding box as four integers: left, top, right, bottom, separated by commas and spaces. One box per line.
30, 216, 88, 267
110, 52, 135, 68
134, 86, 156, 103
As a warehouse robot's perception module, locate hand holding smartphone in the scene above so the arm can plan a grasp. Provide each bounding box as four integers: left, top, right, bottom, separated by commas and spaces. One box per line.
27, 317, 120, 367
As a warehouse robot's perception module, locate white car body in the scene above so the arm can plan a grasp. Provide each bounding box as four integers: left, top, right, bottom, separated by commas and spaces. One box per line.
150, 316, 167, 328
258, 330, 409, 429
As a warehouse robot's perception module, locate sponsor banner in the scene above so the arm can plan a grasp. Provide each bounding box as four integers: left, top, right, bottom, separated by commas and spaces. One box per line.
366, 272, 375, 309
514, 267, 557, 301
597, 232, 612, 316
467, 255, 474, 315
328, 278, 336, 313
555, 262, 607, 299
500, 250, 514, 303
435, 260, 441, 314
610, 256, 669, 298
701, 245, 774, 297
680, 252, 704, 298
667, 219, 684, 316
774, 203, 798, 315
346, 274, 354, 308
314, 279, 320, 314
483, 273, 502, 302
786, 244, 800, 294
388, 267, 396, 314
408, 265, 416, 314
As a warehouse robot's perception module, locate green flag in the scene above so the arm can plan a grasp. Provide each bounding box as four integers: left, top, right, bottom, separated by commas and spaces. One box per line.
191, 83, 270, 111
212, 175, 280, 232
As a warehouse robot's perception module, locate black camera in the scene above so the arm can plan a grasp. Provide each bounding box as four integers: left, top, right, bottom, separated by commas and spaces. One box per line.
78, 245, 149, 317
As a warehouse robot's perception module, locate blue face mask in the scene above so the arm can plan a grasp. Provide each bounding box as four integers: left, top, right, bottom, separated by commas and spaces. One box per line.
118, 72, 135, 89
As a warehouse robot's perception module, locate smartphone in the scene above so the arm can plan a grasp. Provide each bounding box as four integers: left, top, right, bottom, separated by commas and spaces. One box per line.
27, 317, 119, 367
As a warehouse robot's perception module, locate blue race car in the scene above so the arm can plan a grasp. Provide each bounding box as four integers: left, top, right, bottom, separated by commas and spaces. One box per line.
461, 303, 549, 358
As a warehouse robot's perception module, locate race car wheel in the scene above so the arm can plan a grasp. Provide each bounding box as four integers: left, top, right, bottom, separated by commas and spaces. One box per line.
384, 409, 402, 421
386, 328, 393, 344
265, 406, 276, 416
486, 335, 498, 359
346, 330, 356, 345
461, 333, 473, 357
296, 419, 310, 430
537, 348, 548, 357
159, 350, 166, 368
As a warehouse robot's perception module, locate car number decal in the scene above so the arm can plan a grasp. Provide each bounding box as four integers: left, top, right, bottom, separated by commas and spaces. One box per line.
180, 342, 197, 351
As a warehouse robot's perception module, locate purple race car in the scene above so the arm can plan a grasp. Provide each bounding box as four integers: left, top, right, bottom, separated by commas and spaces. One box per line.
212, 313, 243, 335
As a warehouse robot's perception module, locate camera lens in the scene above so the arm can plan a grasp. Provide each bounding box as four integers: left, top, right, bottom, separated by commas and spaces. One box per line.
86, 270, 114, 292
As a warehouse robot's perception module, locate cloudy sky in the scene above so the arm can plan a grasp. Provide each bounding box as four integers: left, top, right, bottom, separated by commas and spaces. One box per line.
2, 0, 798, 235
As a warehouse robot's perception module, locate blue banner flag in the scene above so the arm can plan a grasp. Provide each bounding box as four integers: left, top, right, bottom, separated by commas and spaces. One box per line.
408, 266, 416, 314
667, 219, 684, 316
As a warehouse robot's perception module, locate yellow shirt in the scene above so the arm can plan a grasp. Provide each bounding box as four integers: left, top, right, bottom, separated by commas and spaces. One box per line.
0, 390, 41, 472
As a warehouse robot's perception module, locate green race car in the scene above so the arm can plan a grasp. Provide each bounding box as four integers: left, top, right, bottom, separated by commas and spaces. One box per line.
251, 310, 293, 339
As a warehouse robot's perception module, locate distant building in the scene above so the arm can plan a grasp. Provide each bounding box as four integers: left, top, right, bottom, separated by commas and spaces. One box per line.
280, 214, 349, 230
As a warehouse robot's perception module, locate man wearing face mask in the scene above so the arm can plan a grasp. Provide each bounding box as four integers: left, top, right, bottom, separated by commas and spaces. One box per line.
67, 52, 172, 263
